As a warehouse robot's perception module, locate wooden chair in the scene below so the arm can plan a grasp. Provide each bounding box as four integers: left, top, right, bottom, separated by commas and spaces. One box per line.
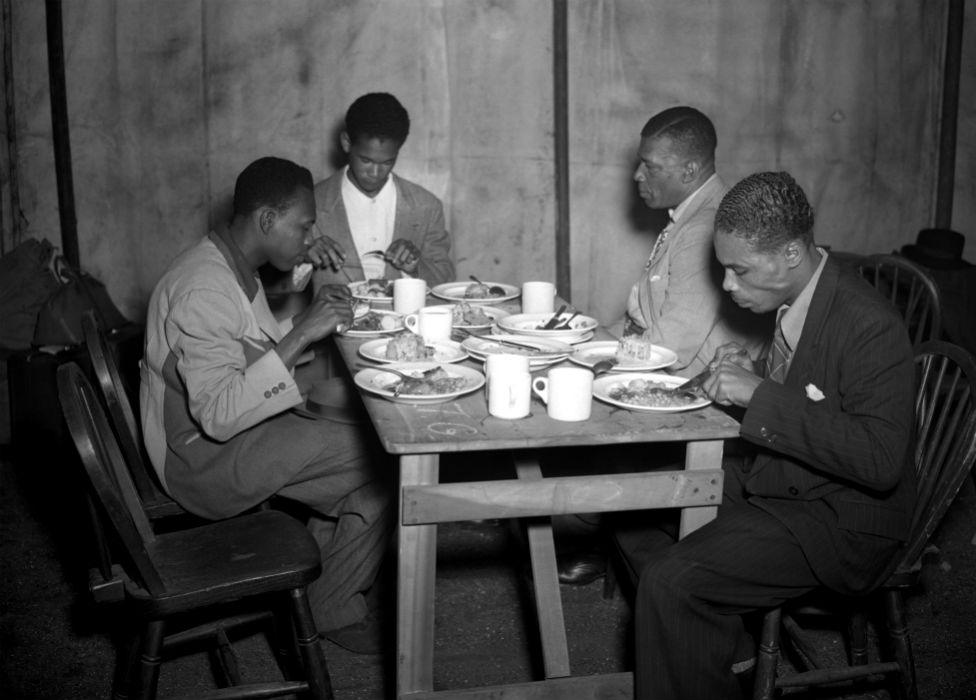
57, 362, 335, 700
858, 254, 943, 345
753, 340, 976, 700
81, 311, 187, 521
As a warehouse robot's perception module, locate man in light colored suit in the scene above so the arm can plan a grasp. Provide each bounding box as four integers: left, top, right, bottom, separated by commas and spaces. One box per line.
142, 157, 391, 654
634, 172, 916, 699
622, 106, 767, 374
310, 92, 455, 290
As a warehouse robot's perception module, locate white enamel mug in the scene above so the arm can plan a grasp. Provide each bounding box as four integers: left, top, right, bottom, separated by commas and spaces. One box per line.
485, 354, 531, 419
393, 278, 427, 314
404, 306, 453, 343
531, 366, 593, 421
521, 281, 556, 314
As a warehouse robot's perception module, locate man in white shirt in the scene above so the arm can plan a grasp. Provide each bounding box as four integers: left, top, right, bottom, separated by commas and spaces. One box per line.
311, 92, 455, 290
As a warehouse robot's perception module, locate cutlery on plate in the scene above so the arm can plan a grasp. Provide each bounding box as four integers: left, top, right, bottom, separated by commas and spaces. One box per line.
468, 274, 506, 296
355, 364, 438, 380
591, 358, 619, 376
672, 367, 711, 393
540, 304, 568, 330
454, 328, 541, 351
554, 310, 581, 330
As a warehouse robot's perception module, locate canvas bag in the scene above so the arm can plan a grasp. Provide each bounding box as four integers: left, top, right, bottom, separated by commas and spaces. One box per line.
32, 254, 129, 347
0, 238, 62, 350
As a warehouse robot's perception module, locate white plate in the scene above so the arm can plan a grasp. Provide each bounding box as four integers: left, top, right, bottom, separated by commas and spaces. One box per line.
592, 373, 711, 413
430, 280, 520, 304
496, 312, 599, 343
344, 310, 405, 337
357, 338, 467, 364
353, 362, 485, 404
425, 303, 510, 330
461, 334, 572, 369
569, 340, 677, 372
347, 279, 395, 303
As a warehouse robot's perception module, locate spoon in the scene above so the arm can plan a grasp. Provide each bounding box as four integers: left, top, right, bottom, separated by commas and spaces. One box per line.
354, 364, 437, 380
541, 304, 568, 330
468, 274, 506, 296
591, 358, 619, 376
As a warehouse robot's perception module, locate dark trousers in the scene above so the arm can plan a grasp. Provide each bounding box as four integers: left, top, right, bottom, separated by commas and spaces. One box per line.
634, 464, 819, 700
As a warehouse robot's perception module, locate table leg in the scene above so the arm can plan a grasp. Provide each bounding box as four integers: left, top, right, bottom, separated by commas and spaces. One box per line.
679, 439, 724, 539
397, 453, 439, 697
513, 453, 571, 679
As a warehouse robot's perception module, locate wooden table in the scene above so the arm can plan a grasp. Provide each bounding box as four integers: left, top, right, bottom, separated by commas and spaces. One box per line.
334, 326, 740, 699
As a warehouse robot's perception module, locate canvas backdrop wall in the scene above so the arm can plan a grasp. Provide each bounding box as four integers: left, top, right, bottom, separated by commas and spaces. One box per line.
3, 0, 974, 326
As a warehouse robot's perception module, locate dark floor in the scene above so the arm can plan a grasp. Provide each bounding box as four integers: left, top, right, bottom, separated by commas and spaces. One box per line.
3, 443, 976, 699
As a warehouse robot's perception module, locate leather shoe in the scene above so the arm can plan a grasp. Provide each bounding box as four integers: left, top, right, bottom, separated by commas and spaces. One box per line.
324, 608, 385, 655
557, 551, 606, 585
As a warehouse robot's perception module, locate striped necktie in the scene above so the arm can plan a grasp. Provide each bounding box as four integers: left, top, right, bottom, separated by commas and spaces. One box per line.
765, 316, 790, 383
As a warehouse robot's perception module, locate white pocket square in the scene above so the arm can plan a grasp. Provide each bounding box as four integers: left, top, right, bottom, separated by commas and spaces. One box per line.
805, 383, 825, 402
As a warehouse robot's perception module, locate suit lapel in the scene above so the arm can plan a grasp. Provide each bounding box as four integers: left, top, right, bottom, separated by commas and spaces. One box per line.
318, 172, 366, 281
783, 256, 841, 386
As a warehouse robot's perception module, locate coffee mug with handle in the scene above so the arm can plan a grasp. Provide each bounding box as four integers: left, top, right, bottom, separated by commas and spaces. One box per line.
404, 306, 453, 343
531, 366, 593, 421
485, 354, 531, 419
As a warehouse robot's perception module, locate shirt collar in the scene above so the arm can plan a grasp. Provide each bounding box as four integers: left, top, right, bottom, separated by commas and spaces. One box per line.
341, 165, 396, 205
777, 247, 828, 351
209, 228, 259, 302
669, 173, 717, 224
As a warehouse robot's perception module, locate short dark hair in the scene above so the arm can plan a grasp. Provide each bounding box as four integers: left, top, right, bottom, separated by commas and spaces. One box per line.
345, 92, 410, 146
232, 157, 313, 218
715, 171, 815, 252
640, 106, 717, 164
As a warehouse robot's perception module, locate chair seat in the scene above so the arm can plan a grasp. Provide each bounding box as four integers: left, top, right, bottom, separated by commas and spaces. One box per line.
131, 510, 322, 616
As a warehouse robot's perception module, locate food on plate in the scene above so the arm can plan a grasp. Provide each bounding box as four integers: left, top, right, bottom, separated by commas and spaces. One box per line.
350, 311, 399, 332
452, 301, 492, 326
616, 335, 657, 362
384, 331, 434, 361
358, 278, 393, 297
383, 367, 469, 395
463, 281, 505, 299
607, 378, 702, 408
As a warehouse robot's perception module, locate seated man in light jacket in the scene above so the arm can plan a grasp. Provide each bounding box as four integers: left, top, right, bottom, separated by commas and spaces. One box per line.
141, 157, 391, 655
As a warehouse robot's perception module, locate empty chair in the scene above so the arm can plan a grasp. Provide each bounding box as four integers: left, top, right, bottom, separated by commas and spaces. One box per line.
753, 340, 976, 700
858, 254, 943, 345
57, 362, 335, 700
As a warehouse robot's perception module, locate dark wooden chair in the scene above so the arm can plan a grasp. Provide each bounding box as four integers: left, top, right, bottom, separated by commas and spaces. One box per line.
753, 340, 976, 700
81, 310, 187, 521
858, 254, 943, 346
57, 362, 335, 700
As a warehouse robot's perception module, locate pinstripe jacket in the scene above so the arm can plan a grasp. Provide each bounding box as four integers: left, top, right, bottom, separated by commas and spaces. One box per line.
738, 256, 916, 595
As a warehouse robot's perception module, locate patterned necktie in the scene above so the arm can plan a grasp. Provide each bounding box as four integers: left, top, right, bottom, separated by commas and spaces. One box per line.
644, 214, 676, 270
765, 316, 790, 383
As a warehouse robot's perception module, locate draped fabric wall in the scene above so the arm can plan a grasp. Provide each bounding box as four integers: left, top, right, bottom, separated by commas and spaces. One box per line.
3, 0, 971, 326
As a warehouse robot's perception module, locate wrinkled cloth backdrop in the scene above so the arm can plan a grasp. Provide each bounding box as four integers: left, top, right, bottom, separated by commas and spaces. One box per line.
3, 0, 974, 326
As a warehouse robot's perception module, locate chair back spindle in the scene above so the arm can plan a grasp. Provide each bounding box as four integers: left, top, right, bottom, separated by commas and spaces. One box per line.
858, 254, 943, 346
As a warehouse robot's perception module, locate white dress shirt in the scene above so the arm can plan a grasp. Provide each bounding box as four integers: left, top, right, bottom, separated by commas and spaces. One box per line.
340, 166, 397, 279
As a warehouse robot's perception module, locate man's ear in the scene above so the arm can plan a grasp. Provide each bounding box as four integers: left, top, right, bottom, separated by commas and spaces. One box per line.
258, 207, 276, 235
783, 241, 803, 268
682, 159, 700, 183
339, 131, 351, 154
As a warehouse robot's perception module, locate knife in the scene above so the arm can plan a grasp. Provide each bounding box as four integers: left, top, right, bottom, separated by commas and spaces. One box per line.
673, 367, 711, 392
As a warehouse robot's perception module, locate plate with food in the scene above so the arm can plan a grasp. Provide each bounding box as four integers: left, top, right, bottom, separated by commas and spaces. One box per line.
344, 309, 405, 337
353, 362, 485, 405
569, 339, 677, 372
425, 302, 510, 330
495, 312, 599, 343
430, 280, 520, 304
461, 334, 572, 368
592, 373, 710, 413
358, 336, 467, 364
348, 278, 395, 303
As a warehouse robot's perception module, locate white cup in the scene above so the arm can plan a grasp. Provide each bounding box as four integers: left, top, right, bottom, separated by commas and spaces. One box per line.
531, 366, 593, 421
393, 278, 427, 314
521, 281, 556, 314
485, 354, 531, 419
404, 306, 453, 343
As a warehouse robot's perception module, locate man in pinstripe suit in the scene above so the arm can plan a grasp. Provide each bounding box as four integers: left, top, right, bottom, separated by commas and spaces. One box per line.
634, 172, 916, 699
